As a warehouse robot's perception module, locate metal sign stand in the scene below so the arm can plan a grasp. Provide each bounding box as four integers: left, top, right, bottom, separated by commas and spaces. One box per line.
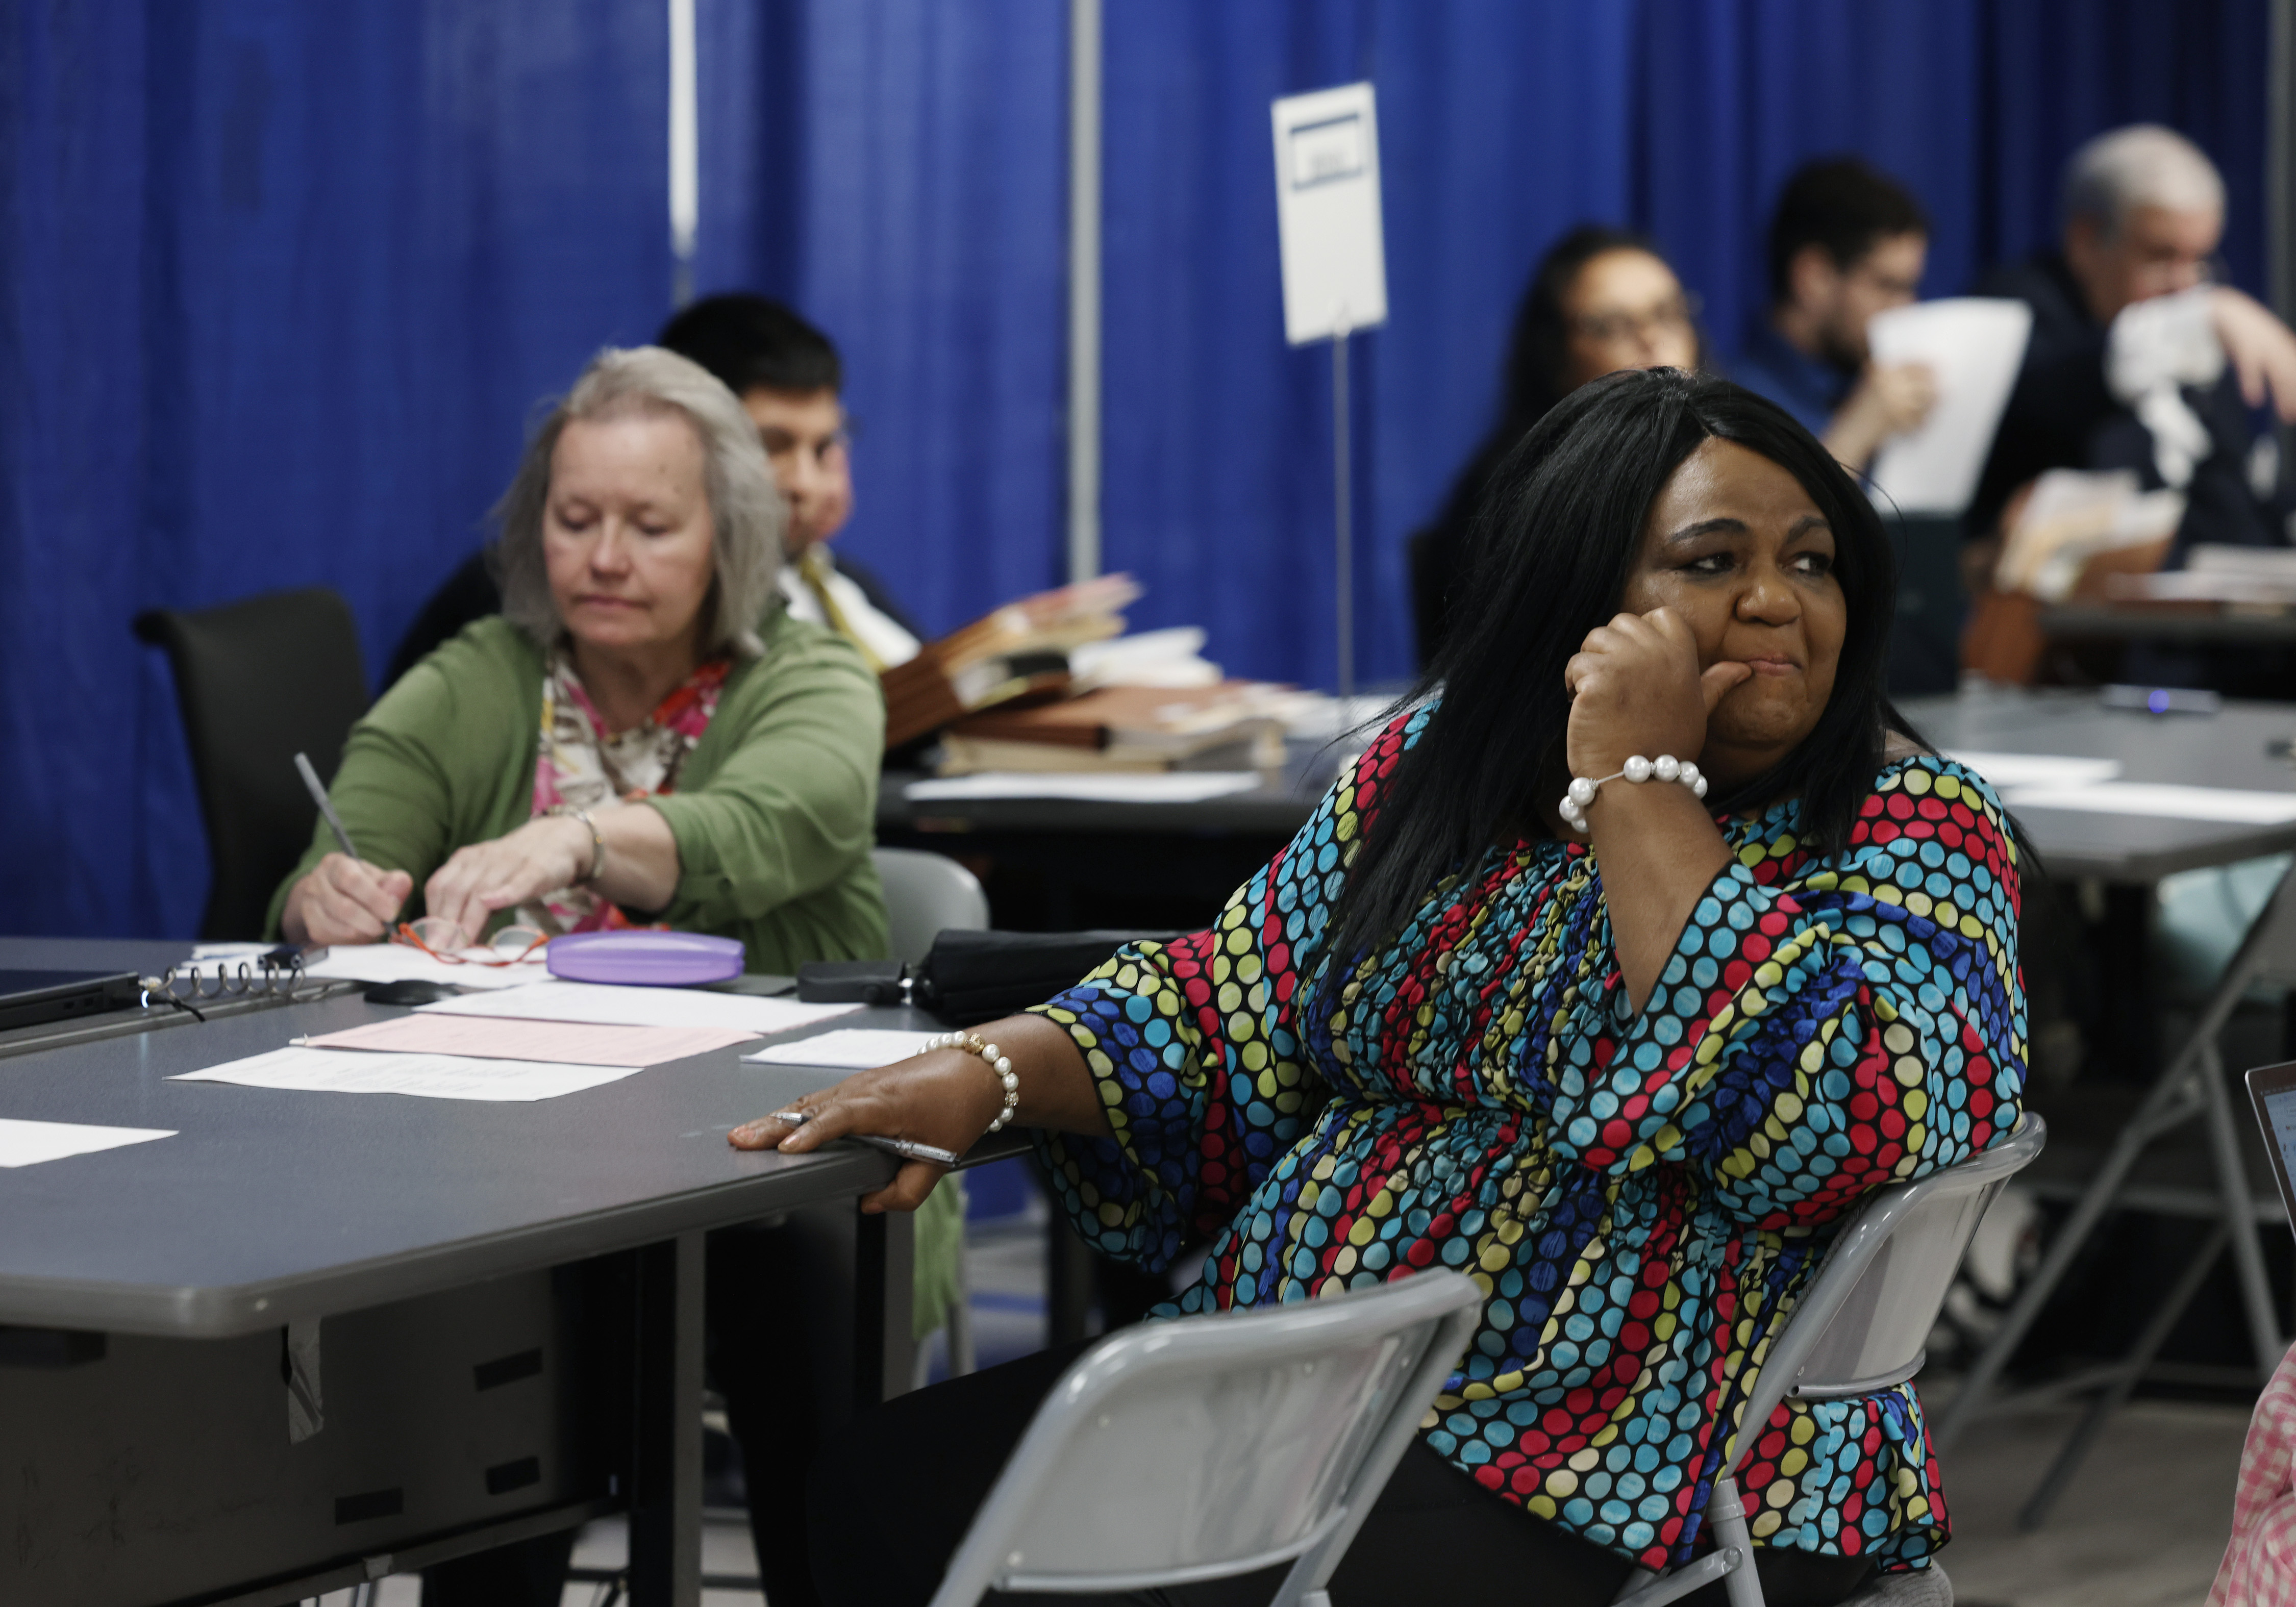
1331, 306, 1354, 700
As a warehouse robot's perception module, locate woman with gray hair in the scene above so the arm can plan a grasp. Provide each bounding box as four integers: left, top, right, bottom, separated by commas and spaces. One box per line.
269, 343, 888, 973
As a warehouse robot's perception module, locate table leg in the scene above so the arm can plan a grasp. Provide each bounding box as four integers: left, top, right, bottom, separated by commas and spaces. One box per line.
2016, 1220, 2228, 1530
1931, 1046, 2202, 1451
853, 1203, 915, 1408
1047, 1216, 1096, 1348
2199, 1036, 2285, 1372
1934, 857, 2296, 1452
628, 1231, 704, 1607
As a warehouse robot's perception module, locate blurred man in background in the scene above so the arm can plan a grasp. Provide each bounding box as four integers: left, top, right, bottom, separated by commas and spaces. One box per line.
1730, 157, 1937, 472
658, 294, 923, 671
1970, 123, 2296, 559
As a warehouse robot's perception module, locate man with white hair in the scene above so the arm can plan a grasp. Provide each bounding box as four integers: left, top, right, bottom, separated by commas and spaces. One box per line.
1971, 123, 2296, 559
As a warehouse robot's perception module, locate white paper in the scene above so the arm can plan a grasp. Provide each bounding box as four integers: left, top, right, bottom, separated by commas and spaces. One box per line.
742, 1028, 941, 1070
0, 1117, 175, 1169
171, 1046, 641, 1102
301, 944, 550, 991
1283, 691, 1408, 743
414, 979, 859, 1035
1271, 83, 1388, 344
1941, 750, 2124, 790
1866, 298, 2034, 514
2001, 782, 2296, 824
905, 772, 1262, 805
300, 1014, 756, 1067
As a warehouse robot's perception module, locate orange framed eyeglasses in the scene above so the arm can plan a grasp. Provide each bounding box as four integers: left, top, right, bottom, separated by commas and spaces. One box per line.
393, 918, 551, 966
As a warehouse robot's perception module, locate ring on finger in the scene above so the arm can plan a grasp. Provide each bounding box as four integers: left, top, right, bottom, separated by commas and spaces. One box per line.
767, 1108, 811, 1126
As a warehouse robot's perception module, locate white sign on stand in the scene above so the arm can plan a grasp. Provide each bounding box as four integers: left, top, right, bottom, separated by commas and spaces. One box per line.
1272, 82, 1387, 695
1272, 83, 1388, 344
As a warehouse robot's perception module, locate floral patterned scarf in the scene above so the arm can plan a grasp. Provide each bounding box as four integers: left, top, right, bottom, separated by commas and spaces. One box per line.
519, 649, 731, 933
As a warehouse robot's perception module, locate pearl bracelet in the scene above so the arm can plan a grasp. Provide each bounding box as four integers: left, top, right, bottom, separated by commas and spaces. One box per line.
925, 1030, 1021, 1133
1557, 754, 1707, 833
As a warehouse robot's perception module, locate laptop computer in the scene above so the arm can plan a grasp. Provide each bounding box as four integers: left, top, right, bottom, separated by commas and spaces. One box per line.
0, 969, 144, 1033
2245, 1061, 2296, 1227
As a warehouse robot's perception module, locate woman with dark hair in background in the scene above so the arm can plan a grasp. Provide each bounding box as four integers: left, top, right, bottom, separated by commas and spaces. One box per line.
1411, 226, 1708, 665
744, 369, 2026, 1606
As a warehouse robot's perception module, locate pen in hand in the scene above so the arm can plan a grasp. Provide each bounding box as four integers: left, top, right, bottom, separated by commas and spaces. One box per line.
757, 1109, 961, 1168
294, 751, 360, 861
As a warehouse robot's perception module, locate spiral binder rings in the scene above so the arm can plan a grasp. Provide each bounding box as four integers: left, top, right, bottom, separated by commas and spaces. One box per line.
141, 949, 328, 1009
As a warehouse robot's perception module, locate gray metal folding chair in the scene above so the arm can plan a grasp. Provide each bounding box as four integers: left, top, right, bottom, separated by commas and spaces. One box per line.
927, 1267, 1484, 1607
870, 844, 992, 1383
871, 845, 992, 967
1613, 1113, 2048, 1607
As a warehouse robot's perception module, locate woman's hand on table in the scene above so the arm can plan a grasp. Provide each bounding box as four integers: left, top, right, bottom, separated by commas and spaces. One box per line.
421, 815, 595, 943
730, 1048, 1008, 1212
282, 853, 414, 945
729, 1012, 1109, 1213
1562, 606, 1749, 779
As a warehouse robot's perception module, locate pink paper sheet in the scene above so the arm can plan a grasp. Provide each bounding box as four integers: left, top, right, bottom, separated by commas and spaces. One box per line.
300, 1013, 755, 1068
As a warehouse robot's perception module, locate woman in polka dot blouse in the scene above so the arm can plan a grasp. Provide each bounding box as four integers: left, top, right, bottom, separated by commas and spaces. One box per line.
743, 368, 2024, 1607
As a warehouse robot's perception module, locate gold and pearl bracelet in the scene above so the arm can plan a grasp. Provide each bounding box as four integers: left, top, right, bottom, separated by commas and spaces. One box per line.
1557, 754, 1707, 834
925, 1031, 1021, 1132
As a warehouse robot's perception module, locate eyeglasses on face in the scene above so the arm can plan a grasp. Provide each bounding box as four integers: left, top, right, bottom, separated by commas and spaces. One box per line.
1568, 291, 1702, 346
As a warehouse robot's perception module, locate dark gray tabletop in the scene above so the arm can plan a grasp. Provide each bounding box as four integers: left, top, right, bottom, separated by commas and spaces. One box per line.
2040, 604, 2296, 645
1901, 688, 2296, 881
879, 737, 1356, 837
0, 936, 194, 973
883, 692, 2296, 884
0, 963, 922, 1339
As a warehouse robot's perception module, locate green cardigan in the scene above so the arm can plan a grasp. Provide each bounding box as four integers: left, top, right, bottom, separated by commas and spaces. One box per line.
266, 611, 890, 972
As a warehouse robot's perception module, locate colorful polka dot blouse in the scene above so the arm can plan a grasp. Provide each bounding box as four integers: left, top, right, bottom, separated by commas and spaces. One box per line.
1030, 708, 2025, 1572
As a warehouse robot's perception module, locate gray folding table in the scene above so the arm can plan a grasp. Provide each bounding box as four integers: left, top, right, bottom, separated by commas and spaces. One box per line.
0, 939, 944, 1607
1904, 688, 2296, 1523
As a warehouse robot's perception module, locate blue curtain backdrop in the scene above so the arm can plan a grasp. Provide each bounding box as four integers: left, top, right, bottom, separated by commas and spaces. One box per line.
0, 0, 2274, 938
695, 0, 1071, 630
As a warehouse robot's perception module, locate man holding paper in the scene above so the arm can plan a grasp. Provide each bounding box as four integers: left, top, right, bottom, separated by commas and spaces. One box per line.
1970, 124, 2296, 559
1730, 157, 1939, 471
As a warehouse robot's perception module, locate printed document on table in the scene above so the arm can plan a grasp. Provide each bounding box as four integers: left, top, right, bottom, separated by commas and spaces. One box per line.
2000, 782, 2296, 824
191, 942, 280, 961
301, 944, 549, 991
905, 772, 1263, 804
1941, 751, 2123, 791
0, 1117, 176, 1169
1866, 297, 2033, 514
414, 979, 859, 1035
302, 1014, 756, 1067
172, 1047, 641, 1102
743, 1028, 941, 1069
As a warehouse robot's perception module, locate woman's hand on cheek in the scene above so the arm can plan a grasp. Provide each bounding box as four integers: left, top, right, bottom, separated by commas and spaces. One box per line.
1563, 608, 1753, 780
421, 817, 590, 944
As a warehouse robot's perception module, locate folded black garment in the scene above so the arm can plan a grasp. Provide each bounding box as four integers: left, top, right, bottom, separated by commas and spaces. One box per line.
796, 929, 1181, 1022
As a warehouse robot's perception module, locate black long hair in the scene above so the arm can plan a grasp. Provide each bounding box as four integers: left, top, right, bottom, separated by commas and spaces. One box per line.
1333, 367, 1914, 970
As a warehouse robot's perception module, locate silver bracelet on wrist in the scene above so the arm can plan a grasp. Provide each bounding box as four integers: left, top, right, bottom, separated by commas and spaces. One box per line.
1557, 753, 1707, 833
925, 1031, 1021, 1133
548, 805, 606, 885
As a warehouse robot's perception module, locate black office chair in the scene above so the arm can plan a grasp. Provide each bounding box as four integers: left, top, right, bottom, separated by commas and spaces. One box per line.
134, 588, 371, 941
